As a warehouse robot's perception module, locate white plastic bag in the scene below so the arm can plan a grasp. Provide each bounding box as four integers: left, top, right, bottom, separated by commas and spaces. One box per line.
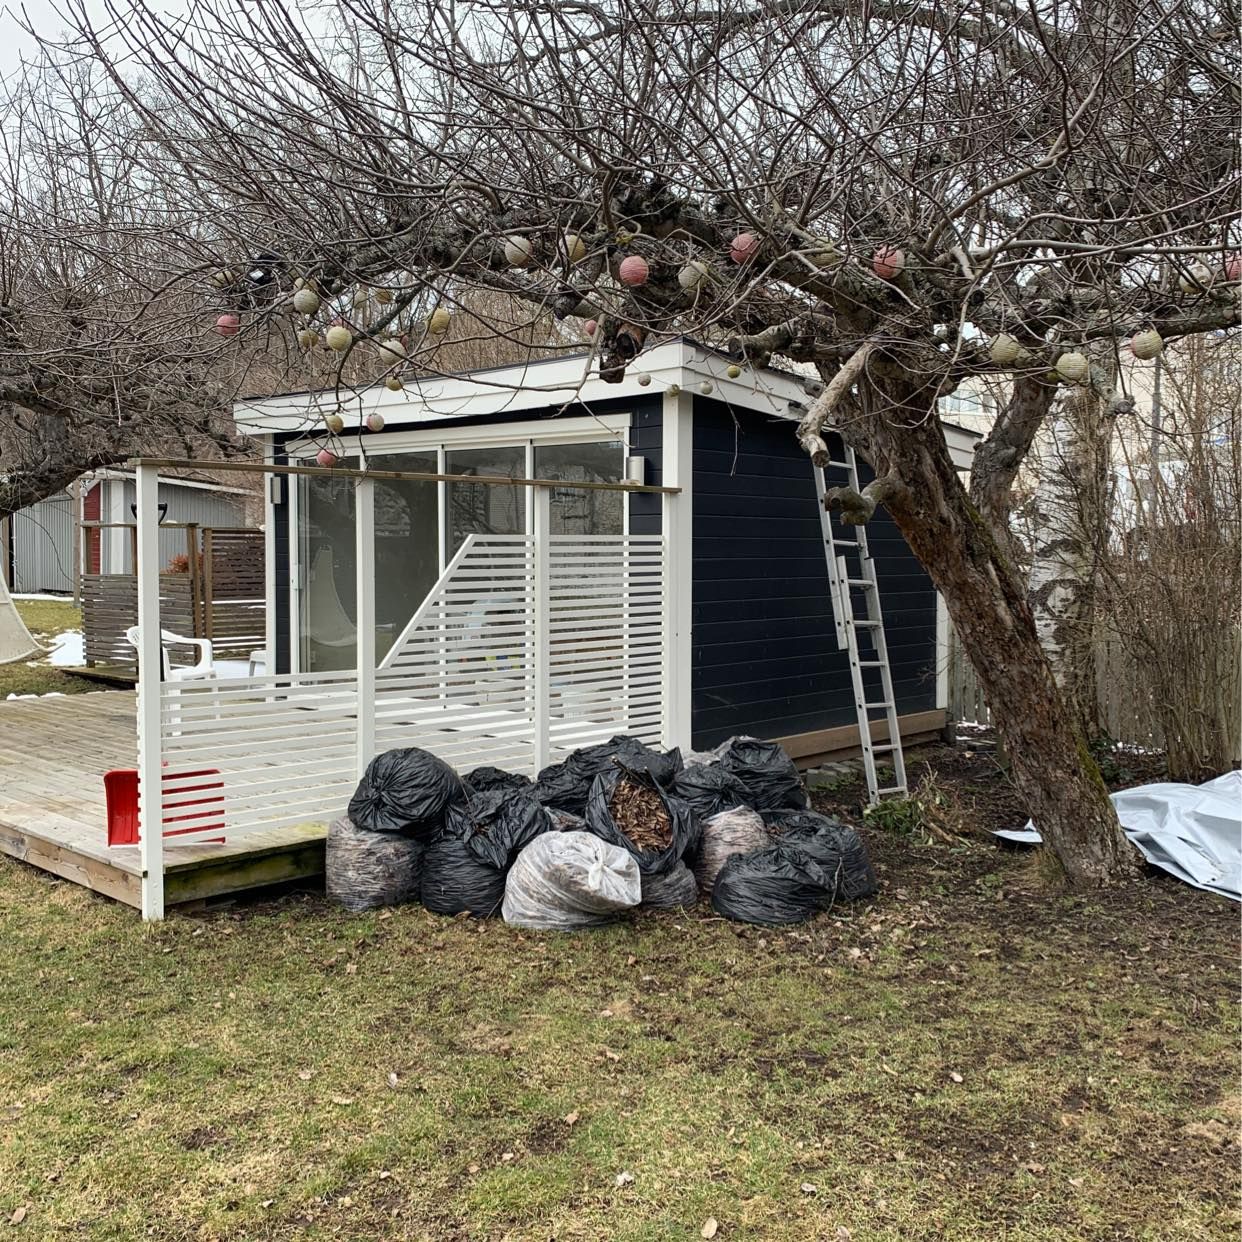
693, 805, 768, 895
502, 830, 641, 930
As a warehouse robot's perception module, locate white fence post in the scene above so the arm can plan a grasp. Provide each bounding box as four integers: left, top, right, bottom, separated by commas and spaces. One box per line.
532, 487, 551, 774
355, 477, 376, 778
660, 389, 693, 748
136, 464, 165, 921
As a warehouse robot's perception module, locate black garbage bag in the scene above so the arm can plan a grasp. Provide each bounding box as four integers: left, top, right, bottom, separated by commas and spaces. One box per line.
715, 736, 807, 811
421, 789, 552, 917
348, 747, 465, 836
640, 860, 699, 909
464, 765, 532, 796
547, 807, 587, 832
532, 736, 681, 814
763, 810, 878, 900
584, 766, 699, 876
325, 816, 426, 912
710, 844, 838, 926
671, 763, 751, 820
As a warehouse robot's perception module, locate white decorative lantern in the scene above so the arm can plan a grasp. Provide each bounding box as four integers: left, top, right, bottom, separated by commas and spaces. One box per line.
700, 380, 714, 395
726, 364, 742, 379
504, 236, 533, 268
563, 233, 587, 264
292, 287, 321, 316
297, 328, 319, 350
369, 411, 389, 427
1178, 261, 1213, 292
352, 286, 370, 310
324, 414, 345, 434
1129, 329, 1163, 360
428, 307, 451, 334
325, 325, 353, 352
375, 337, 405, 362
988, 333, 1023, 366
636, 373, 651, 386
1055, 351, 1089, 383
677, 260, 711, 290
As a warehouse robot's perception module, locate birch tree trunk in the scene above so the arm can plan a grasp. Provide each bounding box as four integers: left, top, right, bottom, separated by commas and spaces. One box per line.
1027, 388, 1116, 738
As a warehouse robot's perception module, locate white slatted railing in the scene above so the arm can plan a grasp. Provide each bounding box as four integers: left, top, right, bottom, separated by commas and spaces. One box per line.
153, 527, 668, 845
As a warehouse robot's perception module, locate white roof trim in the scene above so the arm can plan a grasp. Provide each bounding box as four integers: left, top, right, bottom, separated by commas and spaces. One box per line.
88, 468, 254, 497
235, 338, 980, 470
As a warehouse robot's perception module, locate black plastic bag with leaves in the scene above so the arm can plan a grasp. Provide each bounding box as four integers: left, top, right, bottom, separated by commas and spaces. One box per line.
710, 844, 838, 926
763, 810, 878, 900
584, 766, 699, 876
421, 789, 552, 917
464, 765, 533, 796
348, 747, 465, 837
715, 736, 807, 811
671, 763, 751, 820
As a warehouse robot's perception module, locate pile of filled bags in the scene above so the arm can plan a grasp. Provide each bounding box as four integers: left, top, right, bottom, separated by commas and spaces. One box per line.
326, 734, 878, 928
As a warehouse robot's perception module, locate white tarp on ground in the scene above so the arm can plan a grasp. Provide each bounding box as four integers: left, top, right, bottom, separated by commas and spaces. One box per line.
0, 576, 41, 665
996, 772, 1242, 902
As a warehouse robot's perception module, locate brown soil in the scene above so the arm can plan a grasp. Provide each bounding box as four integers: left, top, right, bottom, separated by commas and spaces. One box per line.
609, 776, 672, 851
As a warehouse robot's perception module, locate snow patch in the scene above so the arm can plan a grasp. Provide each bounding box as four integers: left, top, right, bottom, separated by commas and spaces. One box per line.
46, 630, 85, 667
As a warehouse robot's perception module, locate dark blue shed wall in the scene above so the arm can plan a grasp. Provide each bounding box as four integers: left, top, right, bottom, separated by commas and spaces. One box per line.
690, 398, 937, 748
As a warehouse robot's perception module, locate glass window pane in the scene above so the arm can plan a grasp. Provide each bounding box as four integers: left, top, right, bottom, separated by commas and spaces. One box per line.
534, 440, 624, 534
373, 452, 439, 663
299, 459, 357, 672
445, 446, 526, 555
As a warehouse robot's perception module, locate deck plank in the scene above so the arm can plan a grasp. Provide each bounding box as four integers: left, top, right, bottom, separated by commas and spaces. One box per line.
0, 691, 326, 910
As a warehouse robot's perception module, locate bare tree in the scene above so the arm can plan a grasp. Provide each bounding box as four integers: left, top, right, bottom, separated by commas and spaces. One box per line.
16, 0, 1242, 883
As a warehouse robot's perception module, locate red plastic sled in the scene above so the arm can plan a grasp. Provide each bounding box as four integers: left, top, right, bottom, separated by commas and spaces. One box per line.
104, 767, 225, 845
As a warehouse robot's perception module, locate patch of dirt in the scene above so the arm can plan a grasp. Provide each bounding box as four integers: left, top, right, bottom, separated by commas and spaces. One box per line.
179, 1126, 223, 1151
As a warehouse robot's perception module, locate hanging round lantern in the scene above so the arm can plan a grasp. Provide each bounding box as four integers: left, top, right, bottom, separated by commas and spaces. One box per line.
504, 236, 534, 268
351, 286, 371, 310
375, 336, 405, 362
726, 364, 742, 379
325, 325, 353, 352
988, 333, 1023, 366
210, 268, 238, 290
872, 247, 905, 280
1129, 328, 1163, 360
1178, 261, 1213, 292
618, 255, 650, 286
636, 373, 651, 386
368, 411, 389, 428
297, 328, 319, 350
666, 383, 681, 396
324, 414, 345, 434
427, 306, 452, 334
316, 448, 338, 468
1225, 254, 1241, 282
583, 318, 598, 337
729, 232, 759, 264
375, 287, 394, 305
563, 233, 587, 264
677, 260, 711, 290
292, 288, 321, 316
214, 313, 240, 337
382, 378, 402, 395
1055, 350, 1089, 383
700, 380, 714, 395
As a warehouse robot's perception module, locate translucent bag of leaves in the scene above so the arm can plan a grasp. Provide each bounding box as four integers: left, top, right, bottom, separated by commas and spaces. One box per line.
502, 830, 641, 930
692, 805, 768, 896
325, 816, 426, 912
640, 860, 699, 909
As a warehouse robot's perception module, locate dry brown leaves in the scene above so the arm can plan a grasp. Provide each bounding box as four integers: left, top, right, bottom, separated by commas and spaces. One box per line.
609, 777, 671, 852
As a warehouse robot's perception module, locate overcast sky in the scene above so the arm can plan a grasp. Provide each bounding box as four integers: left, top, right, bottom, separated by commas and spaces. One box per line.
0, 0, 190, 84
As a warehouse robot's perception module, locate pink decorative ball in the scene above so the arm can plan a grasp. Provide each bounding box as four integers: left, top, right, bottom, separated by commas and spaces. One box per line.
215, 313, 240, 336
618, 255, 650, 286
872, 247, 905, 280
1226, 254, 1242, 283
729, 232, 759, 264
316, 449, 338, 468
583, 319, 598, 337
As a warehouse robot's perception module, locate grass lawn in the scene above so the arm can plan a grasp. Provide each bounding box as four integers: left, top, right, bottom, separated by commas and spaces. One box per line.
0, 597, 95, 697
0, 776, 1236, 1242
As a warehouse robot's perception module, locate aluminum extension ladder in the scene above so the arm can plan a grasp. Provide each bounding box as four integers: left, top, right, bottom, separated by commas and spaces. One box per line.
813, 447, 908, 805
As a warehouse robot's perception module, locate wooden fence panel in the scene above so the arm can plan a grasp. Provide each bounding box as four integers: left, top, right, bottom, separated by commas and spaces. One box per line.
82, 574, 194, 671
200, 528, 265, 658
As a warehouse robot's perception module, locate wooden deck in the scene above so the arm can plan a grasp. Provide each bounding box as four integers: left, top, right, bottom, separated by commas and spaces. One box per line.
0, 691, 326, 911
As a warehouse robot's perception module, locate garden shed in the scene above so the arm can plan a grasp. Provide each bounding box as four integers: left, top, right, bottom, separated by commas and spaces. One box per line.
236, 339, 978, 766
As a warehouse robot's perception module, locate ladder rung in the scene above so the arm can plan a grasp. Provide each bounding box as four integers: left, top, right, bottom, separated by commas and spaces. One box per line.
864, 701, 893, 709
858, 660, 885, 667
853, 620, 883, 628
875, 785, 907, 796
823, 459, 852, 469
830, 540, 860, 549
869, 743, 900, 753
846, 577, 876, 586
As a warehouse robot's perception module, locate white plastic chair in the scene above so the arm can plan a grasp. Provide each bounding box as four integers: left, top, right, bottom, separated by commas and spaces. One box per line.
124, 627, 216, 681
